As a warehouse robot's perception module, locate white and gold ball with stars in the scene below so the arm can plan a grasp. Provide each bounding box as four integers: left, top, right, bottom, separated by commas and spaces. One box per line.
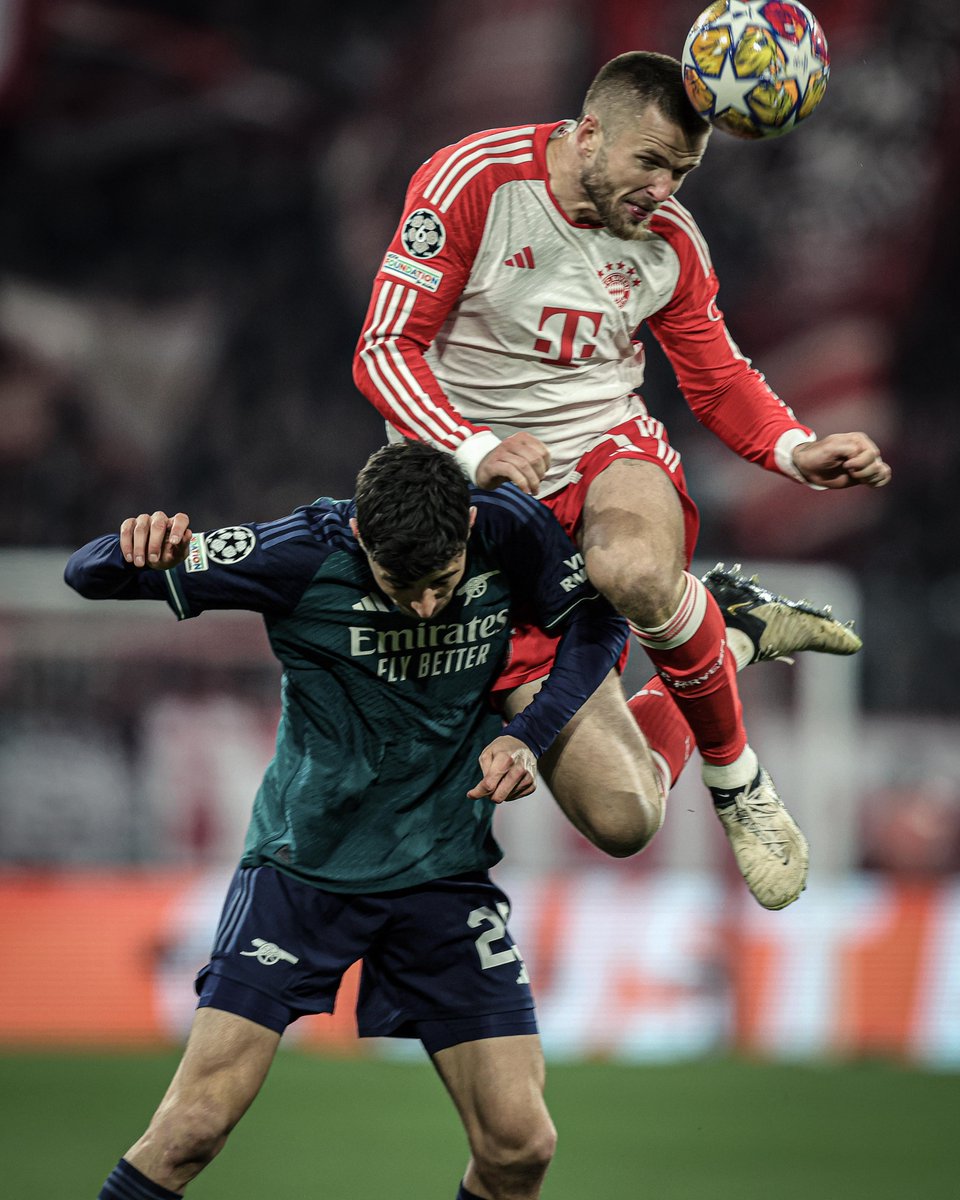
681, 1, 830, 139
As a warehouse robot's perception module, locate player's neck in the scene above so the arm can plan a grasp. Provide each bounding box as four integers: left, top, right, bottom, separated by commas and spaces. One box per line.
546, 131, 599, 225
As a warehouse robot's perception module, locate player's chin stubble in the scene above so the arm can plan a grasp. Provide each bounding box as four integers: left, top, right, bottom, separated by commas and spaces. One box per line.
581, 165, 653, 241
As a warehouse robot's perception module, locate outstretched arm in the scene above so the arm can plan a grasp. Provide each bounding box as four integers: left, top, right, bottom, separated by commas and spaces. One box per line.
66, 505, 324, 617
792, 432, 892, 489
65, 510, 194, 603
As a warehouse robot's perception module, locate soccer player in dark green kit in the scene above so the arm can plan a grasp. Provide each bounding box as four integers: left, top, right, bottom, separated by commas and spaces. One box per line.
68, 441, 638, 1200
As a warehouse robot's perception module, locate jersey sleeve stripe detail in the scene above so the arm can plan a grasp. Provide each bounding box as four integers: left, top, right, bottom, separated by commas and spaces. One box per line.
363, 343, 464, 444
163, 571, 188, 620
260, 513, 310, 536
364, 343, 460, 445
315, 509, 355, 548
540, 590, 602, 631
422, 126, 536, 207
656, 199, 713, 277
477, 487, 552, 527
359, 280, 472, 447
435, 151, 534, 213
423, 136, 533, 205
315, 515, 345, 546
259, 514, 312, 549
261, 529, 311, 550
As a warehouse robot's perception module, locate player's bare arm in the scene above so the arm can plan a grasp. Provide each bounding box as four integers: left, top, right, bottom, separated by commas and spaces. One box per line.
475, 432, 551, 495
792, 432, 892, 490
468, 735, 538, 804
120, 511, 193, 569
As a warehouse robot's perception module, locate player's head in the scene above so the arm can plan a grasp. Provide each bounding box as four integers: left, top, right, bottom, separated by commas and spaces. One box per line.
582, 52, 709, 143
576, 51, 710, 239
352, 441, 475, 619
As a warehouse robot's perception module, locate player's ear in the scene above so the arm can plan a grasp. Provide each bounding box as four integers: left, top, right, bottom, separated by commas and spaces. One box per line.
467, 506, 477, 534
349, 517, 365, 550
576, 113, 601, 154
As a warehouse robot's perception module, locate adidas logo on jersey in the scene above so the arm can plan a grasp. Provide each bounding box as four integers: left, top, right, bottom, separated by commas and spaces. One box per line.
353, 592, 392, 613
503, 246, 535, 269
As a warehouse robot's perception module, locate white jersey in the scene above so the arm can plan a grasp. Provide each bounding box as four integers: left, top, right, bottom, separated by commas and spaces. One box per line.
354, 121, 811, 494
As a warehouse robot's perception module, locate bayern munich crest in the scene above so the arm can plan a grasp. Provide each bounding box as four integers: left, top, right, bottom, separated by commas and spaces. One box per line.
400, 208, 446, 259
205, 525, 256, 565
597, 262, 639, 309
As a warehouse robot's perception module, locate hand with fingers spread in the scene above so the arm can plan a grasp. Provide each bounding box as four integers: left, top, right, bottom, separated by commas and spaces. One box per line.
475, 432, 551, 495
467, 735, 538, 804
793, 433, 892, 490
120, 511, 193, 570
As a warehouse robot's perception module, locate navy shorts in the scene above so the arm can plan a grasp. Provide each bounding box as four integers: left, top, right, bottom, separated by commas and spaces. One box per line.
195, 865, 537, 1054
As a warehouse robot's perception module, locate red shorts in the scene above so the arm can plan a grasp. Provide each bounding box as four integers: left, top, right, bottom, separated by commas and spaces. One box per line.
494, 414, 701, 694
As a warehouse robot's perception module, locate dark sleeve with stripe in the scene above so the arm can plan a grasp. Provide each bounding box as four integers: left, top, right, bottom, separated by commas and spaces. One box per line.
502, 596, 627, 758
64, 504, 347, 620
475, 487, 629, 757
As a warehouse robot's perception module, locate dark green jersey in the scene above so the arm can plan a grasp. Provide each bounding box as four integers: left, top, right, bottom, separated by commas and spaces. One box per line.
65, 485, 627, 891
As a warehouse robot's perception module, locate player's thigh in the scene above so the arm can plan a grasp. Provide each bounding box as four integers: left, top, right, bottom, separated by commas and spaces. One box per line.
149, 1007, 280, 1130
581, 458, 687, 614
431, 1033, 555, 1158
504, 671, 662, 854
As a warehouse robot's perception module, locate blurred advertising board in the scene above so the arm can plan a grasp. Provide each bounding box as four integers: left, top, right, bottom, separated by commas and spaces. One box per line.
2, 868, 957, 1068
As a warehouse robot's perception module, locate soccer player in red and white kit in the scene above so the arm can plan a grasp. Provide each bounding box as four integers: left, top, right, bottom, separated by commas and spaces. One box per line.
353, 51, 891, 911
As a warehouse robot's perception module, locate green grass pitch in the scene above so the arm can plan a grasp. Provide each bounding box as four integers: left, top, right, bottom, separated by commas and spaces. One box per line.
3, 1050, 957, 1198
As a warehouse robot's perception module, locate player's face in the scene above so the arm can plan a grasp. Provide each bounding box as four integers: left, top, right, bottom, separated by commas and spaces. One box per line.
580, 106, 708, 239
368, 550, 468, 620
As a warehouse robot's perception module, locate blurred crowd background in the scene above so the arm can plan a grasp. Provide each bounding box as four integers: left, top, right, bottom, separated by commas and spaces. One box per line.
2, 0, 960, 880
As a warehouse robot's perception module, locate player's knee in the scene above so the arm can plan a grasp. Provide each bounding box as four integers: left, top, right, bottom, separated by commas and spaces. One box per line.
582, 797, 662, 857
585, 546, 680, 626
562, 785, 663, 858
589, 825, 650, 858
474, 1112, 557, 1190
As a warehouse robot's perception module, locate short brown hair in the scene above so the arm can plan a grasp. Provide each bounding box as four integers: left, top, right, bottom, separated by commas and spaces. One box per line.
582, 51, 709, 140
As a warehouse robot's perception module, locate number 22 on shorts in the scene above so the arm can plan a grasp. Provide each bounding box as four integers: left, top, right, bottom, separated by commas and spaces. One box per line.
468, 903, 530, 983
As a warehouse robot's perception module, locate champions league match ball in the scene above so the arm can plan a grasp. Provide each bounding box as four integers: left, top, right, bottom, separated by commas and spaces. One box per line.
681, 1, 830, 139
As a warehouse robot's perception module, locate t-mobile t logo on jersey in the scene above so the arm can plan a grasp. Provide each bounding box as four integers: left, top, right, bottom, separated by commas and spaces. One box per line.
533, 307, 603, 367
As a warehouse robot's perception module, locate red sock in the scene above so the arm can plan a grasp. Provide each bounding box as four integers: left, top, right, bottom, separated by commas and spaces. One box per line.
630, 572, 746, 767
626, 683, 694, 795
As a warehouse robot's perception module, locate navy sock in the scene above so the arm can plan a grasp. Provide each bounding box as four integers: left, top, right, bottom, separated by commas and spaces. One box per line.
99, 1157, 182, 1199
456, 1184, 485, 1200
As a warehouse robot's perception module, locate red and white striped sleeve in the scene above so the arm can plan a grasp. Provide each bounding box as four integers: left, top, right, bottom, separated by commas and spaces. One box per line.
647, 199, 814, 481
353, 125, 538, 481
